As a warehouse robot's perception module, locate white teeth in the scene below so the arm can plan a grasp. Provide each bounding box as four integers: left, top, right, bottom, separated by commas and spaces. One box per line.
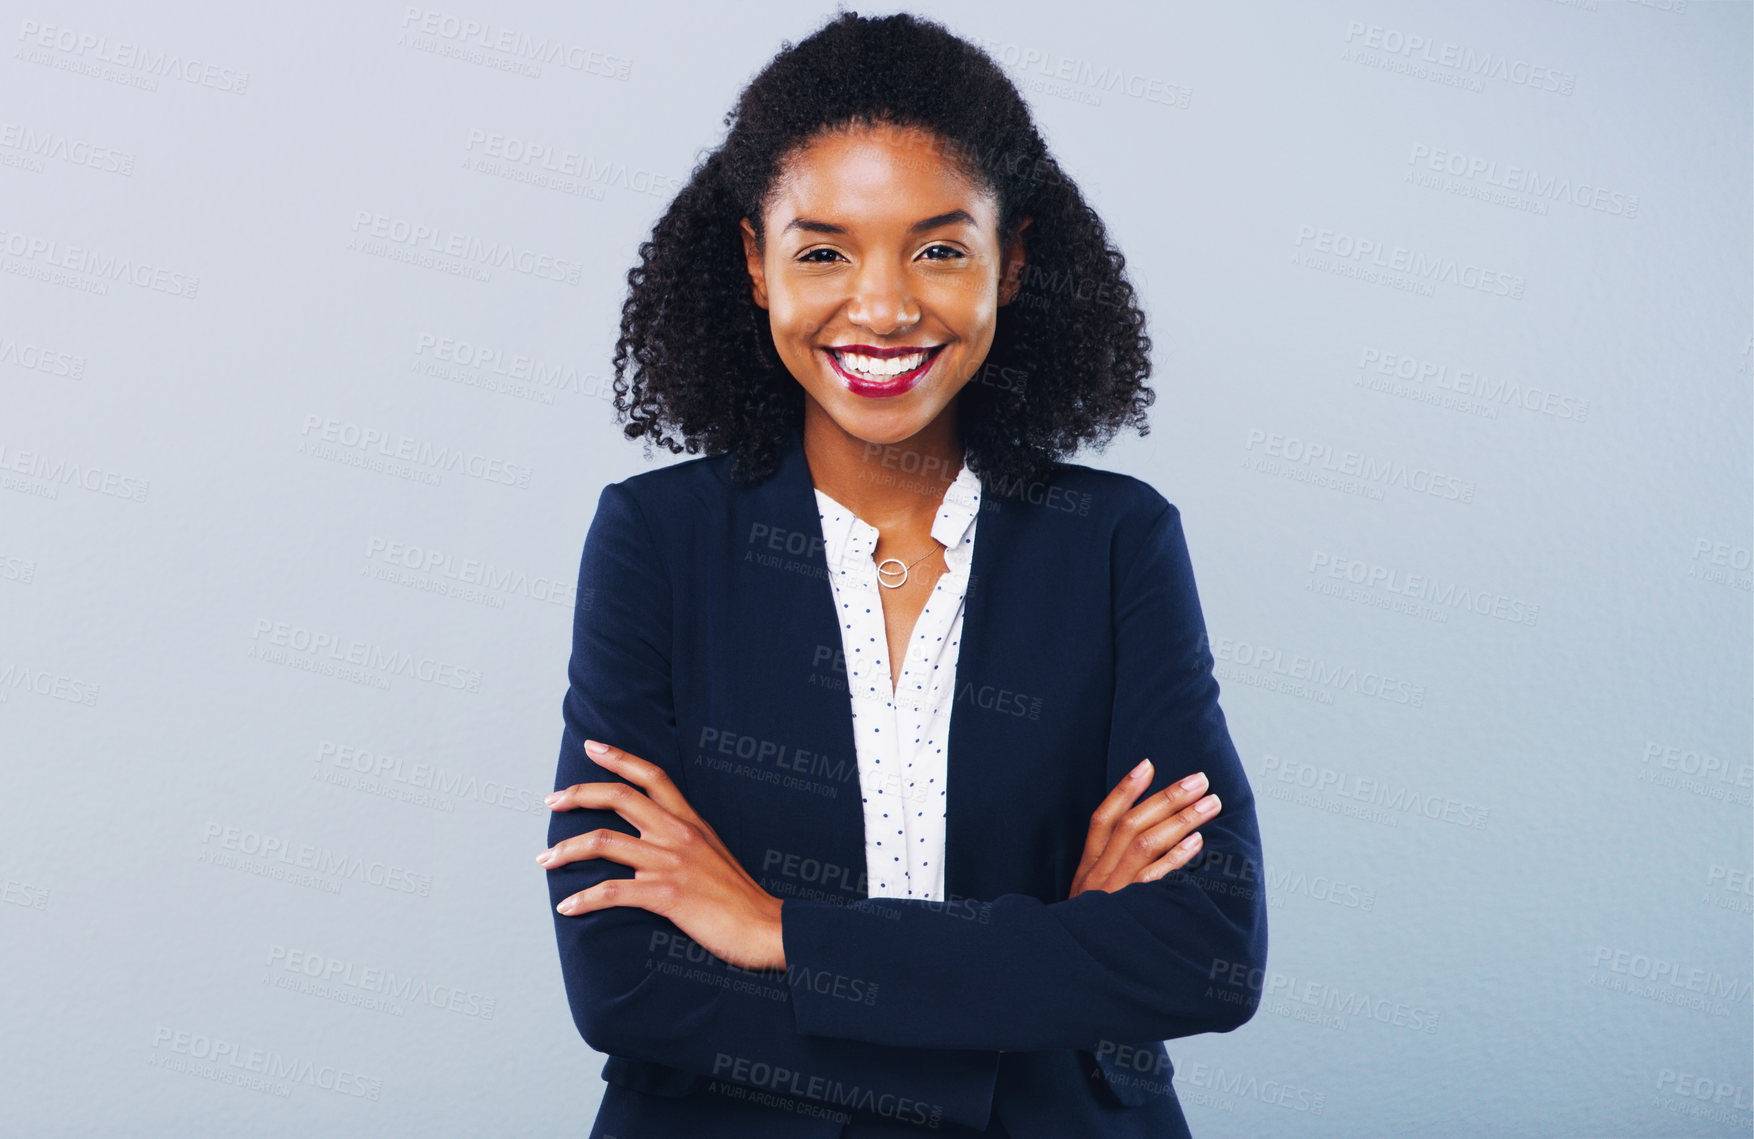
833, 349, 929, 377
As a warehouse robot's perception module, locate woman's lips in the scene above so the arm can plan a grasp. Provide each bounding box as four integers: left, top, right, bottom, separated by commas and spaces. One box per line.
822, 345, 944, 398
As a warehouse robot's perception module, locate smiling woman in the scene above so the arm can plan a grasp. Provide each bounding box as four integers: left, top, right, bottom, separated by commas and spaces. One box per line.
541, 11, 1267, 1139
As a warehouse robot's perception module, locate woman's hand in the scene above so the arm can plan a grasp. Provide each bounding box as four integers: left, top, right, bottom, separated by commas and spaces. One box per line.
539, 739, 787, 972
1068, 759, 1221, 899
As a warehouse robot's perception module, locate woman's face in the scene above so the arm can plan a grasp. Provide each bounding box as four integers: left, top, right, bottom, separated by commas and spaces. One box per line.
741, 122, 1028, 448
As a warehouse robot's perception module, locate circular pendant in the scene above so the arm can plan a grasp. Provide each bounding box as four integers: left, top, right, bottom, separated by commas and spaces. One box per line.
875, 557, 908, 589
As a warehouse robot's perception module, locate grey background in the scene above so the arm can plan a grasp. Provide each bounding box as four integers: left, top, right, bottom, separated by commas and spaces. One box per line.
1, 0, 1749, 1135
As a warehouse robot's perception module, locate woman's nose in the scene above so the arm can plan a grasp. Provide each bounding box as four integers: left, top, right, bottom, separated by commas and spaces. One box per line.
845, 262, 920, 333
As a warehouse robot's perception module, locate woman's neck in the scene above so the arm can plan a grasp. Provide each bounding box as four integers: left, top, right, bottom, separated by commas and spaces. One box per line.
800, 399, 963, 531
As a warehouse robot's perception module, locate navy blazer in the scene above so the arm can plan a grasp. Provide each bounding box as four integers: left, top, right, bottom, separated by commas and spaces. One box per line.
546, 424, 1268, 1138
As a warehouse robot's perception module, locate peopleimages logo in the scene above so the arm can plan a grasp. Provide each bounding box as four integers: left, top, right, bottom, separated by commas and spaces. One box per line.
1245, 429, 1475, 503
363, 536, 573, 607
1207, 634, 1428, 707
266, 944, 496, 1018
1260, 754, 1490, 829
1307, 552, 1540, 626
315, 739, 547, 814
0, 662, 100, 707
201, 822, 433, 896
1357, 347, 1590, 422
348, 211, 584, 284
0, 123, 136, 175
1341, 21, 1576, 95
412, 331, 597, 392
16, 20, 252, 93
0, 226, 200, 297
1207, 958, 1442, 1034
298, 415, 533, 488
1406, 144, 1637, 218
0, 441, 149, 502
249, 617, 484, 692
397, 8, 632, 79
711, 1054, 940, 1126
1591, 946, 1752, 1008
149, 1026, 381, 1100
1294, 225, 1525, 299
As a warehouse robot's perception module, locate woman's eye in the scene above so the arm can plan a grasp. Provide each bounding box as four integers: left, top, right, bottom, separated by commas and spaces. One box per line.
794, 245, 963, 264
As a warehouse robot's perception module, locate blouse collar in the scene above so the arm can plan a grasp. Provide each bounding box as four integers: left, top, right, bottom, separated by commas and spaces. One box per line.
814, 454, 983, 575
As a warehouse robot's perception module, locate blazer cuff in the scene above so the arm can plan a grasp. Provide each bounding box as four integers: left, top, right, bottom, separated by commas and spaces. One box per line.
782, 900, 1001, 1130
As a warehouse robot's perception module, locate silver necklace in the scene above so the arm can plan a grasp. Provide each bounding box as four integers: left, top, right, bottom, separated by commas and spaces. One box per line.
875, 541, 944, 589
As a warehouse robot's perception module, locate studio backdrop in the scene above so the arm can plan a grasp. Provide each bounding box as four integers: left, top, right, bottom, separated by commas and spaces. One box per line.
2, 1, 1748, 1136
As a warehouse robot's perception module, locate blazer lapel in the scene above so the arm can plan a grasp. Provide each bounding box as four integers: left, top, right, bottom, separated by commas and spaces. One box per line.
725, 427, 872, 893
943, 475, 1011, 905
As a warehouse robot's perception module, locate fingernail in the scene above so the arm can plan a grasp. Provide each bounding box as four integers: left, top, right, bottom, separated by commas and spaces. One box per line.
584, 740, 608, 757
1130, 758, 1152, 780
556, 898, 577, 915
1179, 772, 1206, 792
536, 848, 553, 864
544, 792, 562, 807
1194, 794, 1220, 815
1179, 832, 1202, 850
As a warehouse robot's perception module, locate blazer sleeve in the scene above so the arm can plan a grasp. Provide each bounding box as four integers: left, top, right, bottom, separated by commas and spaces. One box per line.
545, 481, 1002, 1130
780, 497, 1270, 1053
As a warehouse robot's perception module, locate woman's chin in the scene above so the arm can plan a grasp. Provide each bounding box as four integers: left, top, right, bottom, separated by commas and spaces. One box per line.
818, 399, 940, 448
797, 370, 967, 449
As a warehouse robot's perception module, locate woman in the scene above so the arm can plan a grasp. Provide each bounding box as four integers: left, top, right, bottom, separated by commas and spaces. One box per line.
539, 12, 1267, 1137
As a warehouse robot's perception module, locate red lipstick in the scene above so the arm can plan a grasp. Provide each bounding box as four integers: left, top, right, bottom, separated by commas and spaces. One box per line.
821, 344, 944, 398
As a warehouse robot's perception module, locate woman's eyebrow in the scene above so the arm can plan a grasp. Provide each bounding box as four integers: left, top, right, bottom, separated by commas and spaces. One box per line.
782, 208, 977, 237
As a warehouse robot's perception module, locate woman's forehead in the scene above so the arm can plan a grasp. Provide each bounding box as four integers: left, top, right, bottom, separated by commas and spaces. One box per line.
765, 124, 997, 229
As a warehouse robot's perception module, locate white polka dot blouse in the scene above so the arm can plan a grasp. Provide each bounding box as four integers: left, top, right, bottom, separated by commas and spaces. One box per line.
812, 457, 982, 903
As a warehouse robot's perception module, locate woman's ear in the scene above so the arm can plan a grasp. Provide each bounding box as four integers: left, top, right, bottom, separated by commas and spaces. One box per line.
998, 216, 1032, 306
740, 217, 769, 310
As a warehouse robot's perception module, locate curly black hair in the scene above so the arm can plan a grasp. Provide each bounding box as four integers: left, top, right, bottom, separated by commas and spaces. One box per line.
611, 9, 1155, 491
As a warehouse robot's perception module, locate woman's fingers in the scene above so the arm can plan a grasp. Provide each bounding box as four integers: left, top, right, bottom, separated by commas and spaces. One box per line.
555, 874, 677, 917
1083, 770, 1220, 891
1072, 759, 1155, 894
1138, 830, 1204, 883
559, 740, 745, 869
538, 827, 673, 873
547, 778, 673, 838
1124, 771, 1213, 837
544, 752, 789, 971
582, 740, 691, 817
1103, 790, 1222, 889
